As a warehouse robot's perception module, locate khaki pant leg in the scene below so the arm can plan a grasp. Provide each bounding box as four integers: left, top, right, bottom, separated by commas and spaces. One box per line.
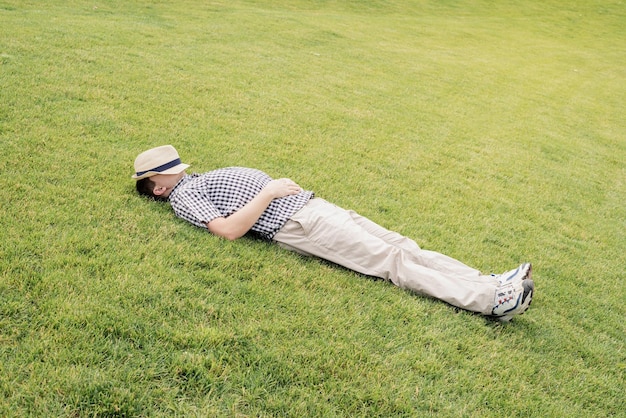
345, 209, 482, 278
273, 198, 498, 315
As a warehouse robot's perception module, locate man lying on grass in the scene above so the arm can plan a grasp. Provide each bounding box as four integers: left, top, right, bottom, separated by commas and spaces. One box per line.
132, 145, 535, 322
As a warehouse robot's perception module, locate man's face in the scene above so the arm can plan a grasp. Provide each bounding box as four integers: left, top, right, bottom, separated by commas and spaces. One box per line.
151, 172, 185, 198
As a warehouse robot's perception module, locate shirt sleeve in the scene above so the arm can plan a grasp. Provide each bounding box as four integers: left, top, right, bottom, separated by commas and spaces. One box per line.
171, 189, 223, 228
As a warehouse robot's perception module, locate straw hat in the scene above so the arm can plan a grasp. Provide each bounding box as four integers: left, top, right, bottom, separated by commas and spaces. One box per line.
132, 145, 190, 180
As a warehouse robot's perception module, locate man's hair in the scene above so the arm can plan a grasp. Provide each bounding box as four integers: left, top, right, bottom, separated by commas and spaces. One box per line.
136, 177, 168, 202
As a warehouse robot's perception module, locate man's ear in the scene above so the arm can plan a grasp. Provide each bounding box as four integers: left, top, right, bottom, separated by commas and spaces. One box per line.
153, 185, 166, 196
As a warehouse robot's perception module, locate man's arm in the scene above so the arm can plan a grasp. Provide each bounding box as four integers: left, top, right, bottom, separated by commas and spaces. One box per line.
206, 178, 302, 241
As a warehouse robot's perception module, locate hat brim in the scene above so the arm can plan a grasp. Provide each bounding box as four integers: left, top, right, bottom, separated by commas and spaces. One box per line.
132, 163, 190, 180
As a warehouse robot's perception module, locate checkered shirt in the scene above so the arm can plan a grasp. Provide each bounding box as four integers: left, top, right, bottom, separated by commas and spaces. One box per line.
168, 167, 314, 240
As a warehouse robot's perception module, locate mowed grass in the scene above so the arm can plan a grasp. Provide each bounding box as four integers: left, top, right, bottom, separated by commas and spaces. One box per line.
1, 0, 624, 416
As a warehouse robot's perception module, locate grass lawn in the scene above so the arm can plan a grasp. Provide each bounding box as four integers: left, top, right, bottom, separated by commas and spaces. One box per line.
1, 0, 624, 416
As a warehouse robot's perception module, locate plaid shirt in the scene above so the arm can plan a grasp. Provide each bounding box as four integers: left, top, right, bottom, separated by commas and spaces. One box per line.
168, 167, 314, 240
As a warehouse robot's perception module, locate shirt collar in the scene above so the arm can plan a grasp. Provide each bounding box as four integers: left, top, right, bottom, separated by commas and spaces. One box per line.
168, 173, 194, 200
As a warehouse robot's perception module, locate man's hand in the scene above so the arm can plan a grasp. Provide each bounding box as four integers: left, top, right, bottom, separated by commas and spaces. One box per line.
206, 177, 303, 240
263, 178, 303, 199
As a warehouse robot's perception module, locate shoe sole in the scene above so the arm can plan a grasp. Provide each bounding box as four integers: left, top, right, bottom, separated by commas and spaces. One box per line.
524, 263, 533, 281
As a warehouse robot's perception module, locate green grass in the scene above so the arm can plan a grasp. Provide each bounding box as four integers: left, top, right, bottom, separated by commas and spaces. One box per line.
1, 0, 625, 416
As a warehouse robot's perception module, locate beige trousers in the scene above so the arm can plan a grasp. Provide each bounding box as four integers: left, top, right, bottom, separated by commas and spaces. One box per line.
273, 198, 499, 315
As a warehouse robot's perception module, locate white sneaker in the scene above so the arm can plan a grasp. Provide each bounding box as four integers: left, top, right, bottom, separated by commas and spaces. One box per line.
494, 263, 532, 286
491, 263, 534, 322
